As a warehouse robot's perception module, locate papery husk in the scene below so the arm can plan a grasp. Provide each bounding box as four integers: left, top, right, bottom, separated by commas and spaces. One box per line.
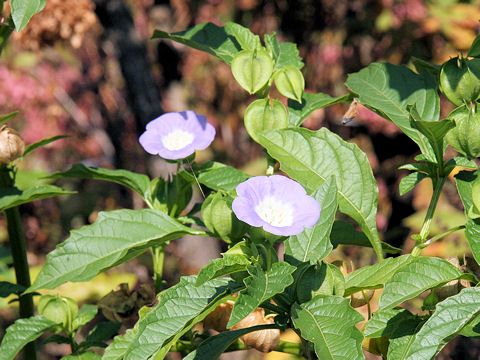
231, 308, 280, 353
0, 125, 25, 163
350, 289, 374, 308
203, 301, 234, 332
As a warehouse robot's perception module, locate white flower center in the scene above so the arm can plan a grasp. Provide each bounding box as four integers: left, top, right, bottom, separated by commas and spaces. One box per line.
162, 129, 194, 151
255, 196, 294, 227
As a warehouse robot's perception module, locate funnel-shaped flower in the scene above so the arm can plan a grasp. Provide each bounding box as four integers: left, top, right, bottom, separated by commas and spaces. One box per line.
139, 111, 215, 160
232, 175, 321, 236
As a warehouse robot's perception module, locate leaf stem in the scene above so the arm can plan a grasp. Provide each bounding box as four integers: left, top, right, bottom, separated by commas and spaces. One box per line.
411, 176, 446, 256
419, 225, 466, 249
152, 243, 166, 294
0, 167, 36, 359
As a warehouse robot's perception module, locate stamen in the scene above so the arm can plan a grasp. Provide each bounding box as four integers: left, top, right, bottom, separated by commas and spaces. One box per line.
162, 129, 194, 151
255, 196, 294, 227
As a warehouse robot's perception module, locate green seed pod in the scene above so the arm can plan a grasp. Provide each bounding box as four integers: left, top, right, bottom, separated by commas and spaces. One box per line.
201, 192, 249, 243
440, 57, 480, 106
231, 49, 273, 94
244, 98, 288, 143
273, 66, 305, 103
468, 181, 480, 219
446, 105, 480, 159
38, 294, 78, 332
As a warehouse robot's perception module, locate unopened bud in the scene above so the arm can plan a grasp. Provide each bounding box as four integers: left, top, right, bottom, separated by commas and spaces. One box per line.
0, 125, 25, 163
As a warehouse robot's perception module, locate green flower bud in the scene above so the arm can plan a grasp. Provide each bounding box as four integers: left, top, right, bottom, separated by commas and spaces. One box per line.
38, 295, 78, 332
273, 66, 305, 103
440, 57, 480, 106
201, 192, 249, 243
244, 98, 288, 142
150, 175, 192, 216
446, 105, 480, 158
231, 49, 273, 94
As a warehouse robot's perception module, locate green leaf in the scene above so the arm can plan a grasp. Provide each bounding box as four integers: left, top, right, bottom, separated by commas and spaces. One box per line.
469, 34, 480, 58
231, 49, 273, 94
330, 221, 401, 254
0, 185, 74, 211
183, 324, 278, 360
72, 304, 98, 331
27, 209, 206, 292
445, 156, 478, 171
22, 135, 69, 157
152, 23, 241, 65
244, 99, 288, 142
399, 172, 427, 196
10, 0, 46, 31
224, 22, 260, 51
455, 170, 480, 263
49, 164, 151, 199
79, 322, 121, 349
122, 277, 235, 359
344, 255, 412, 296
387, 317, 424, 360
0, 315, 55, 360
291, 295, 364, 360
398, 162, 432, 174
0, 281, 26, 297
287, 92, 350, 127
364, 308, 416, 337
264, 33, 304, 70
259, 127, 383, 259
410, 56, 441, 78
378, 257, 464, 310
196, 254, 251, 286
345, 63, 439, 160
285, 177, 337, 264
102, 329, 135, 360
227, 262, 296, 328
409, 105, 454, 164
183, 161, 251, 192
62, 351, 101, 360
0, 111, 19, 126
296, 262, 335, 303
401, 287, 480, 359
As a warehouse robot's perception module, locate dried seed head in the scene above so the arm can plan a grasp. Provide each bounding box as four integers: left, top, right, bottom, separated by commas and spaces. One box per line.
0, 126, 25, 164
203, 301, 234, 332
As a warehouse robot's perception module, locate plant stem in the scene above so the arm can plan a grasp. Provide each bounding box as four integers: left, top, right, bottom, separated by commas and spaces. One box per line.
0, 168, 36, 359
0, 16, 14, 55
419, 225, 466, 249
152, 243, 165, 294
412, 176, 446, 257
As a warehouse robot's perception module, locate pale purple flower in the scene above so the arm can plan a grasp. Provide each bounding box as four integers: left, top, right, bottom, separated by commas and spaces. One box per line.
232, 175, 321, 236
139, 111, 215, 160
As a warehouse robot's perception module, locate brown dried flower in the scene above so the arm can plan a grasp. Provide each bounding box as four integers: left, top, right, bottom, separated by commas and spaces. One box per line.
0, 125, 25, 163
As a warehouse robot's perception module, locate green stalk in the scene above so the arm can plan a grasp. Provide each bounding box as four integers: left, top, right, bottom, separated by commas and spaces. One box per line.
0, 15, 14, 55
0, 167, 36, 359
411, 176, 446, 256
152, 243, 165, 294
